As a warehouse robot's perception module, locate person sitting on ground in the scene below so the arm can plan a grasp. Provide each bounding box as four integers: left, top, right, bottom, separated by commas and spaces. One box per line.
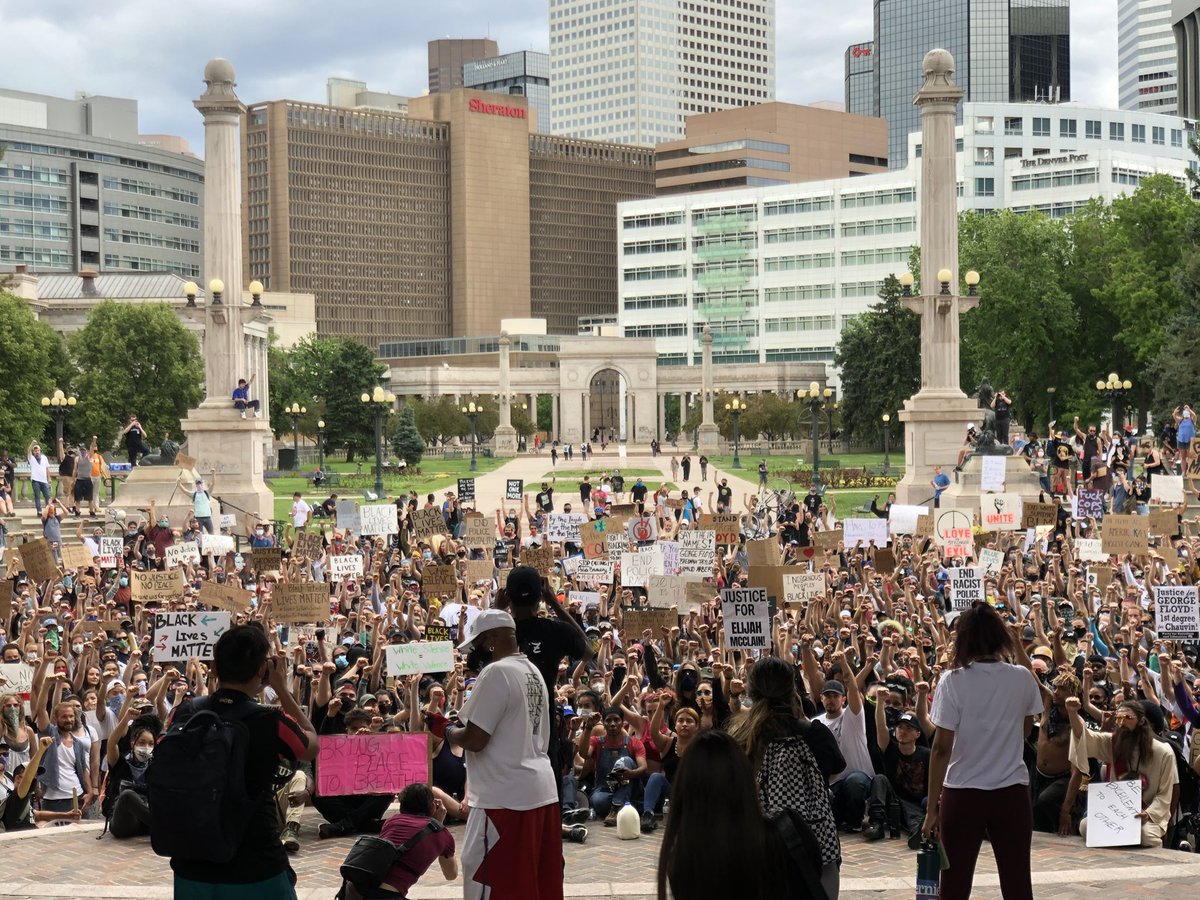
233, 376, 261, 419
0, 735, 57, 830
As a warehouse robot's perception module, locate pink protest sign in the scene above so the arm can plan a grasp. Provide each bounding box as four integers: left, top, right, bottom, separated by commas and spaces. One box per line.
317, 732, 430, 796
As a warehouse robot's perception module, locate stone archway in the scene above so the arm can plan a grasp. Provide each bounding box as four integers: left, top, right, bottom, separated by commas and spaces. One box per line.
588, 368, 625, 442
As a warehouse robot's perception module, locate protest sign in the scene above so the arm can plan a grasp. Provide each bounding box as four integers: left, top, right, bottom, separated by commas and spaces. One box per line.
60, 543, 95, 571
457, 478, 475, 503
783, 572, 825, 605
747, 539, 781, 568
424, 622, 451, 643
950, 567, 984, 610
574, 558, 614, 584
980, 494, 1022, 531
889, 505, 928, 535
249, 546, 283, 573
411, 508, 446, 539
97, 536, 123, 569
627, 515, 658, 544
620, 549, 663, 587
658, 540, 680, 575
934, 509, 973, 548
684, 580, 714, 611
462, 514, 493, 549
679, 530, 715, 576
720, 587, 770, 649
980, 455, 1007, 492
623, 608, 679, 639
219, 513, 237, 530
152, 611, 229, 661
700, 513, 740, 546
1077, 490, 1105, 520
844, 517, 889, 547
548, 513, 588, 544
317, 733, 430, 796
173, 452, 197, 471
606, 532, 630, 557
0, 662, 32, 713
579, 521, 608, 560
1151, 475, 1184, 506
979, 547, 1005, 576
1154, 585, 1200, 640
1085, 781, 1143, 848
1094, 566, 1112, 594
505, 479, 523, 501
874, 548, 896, 574
568, 590, 602, 611
385, 641, 455, 676
132, 569, 181, 603
198, 581, 247, 613
360, 504, 398, 536
200, 533, 235, 557
647, 575, 696, 610
1022, 502, 1057, 529
293, 530, 325, 559
747, 566, 787, 607
521, 544, 554, 575
1149, 508, 1180, 537
422, 564, 459, 598
329, 554, 364, 581
464, 559, 494, 586
272, 583, 330, 623
19, 538, 58, 583
164, 542, 201, 569
334, 499, 360, 535
1158, 542, 1181, 570
1102, 515, 1148, 557
1075, 538, 1108, 563
0, 582, 10, 631
814, 529, 843, 552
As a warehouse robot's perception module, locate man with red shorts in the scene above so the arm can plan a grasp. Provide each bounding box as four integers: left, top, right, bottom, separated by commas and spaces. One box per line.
447, 610, 563, 900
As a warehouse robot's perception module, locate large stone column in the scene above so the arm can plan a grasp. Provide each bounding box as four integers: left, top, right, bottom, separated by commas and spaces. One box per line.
697, 328, 720, 450
657, 393, 666, 440
551, 393, 560, 440
529, 392, 539, 433
493, 331, 518, 456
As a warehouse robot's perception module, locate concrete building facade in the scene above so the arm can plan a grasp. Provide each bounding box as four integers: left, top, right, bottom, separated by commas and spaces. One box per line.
549, 0, 775, 146
428, 39, 499, 94
845, 42, 876, 117
242, 89, 654, 349
654, 102, 888, 196
1173, 0, 1200, 116
0, 88, 204, 277
463, 51, 551, 133
1120, 0, 1179, 113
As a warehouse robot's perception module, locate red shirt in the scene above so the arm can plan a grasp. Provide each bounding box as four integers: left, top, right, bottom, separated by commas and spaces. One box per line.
379, 813, 456, 894
589, 733, 646, 763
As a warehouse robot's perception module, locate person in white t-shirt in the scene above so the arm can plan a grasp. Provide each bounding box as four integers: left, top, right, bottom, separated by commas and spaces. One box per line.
922, 603, 1043, 900
290, 492, 311, 528
813, 650, 877, 831
448, 610, 563, 900
26, 441, 51, 515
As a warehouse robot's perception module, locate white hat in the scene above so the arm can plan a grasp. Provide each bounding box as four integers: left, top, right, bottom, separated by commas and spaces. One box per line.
457, 609, 516, 652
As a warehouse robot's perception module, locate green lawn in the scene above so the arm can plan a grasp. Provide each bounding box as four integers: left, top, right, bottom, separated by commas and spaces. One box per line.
539, 468, 662, 480
537, 479, 679, 498
706, 452, 904, 473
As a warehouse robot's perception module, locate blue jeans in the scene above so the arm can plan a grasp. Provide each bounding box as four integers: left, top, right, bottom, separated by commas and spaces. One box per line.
830, 770, 873, 828
644, 772, 671, 815
591, 782, 632, 818
31, 480, 50, 514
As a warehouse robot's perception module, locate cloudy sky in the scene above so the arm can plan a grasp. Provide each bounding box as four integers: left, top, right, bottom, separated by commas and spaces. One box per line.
1, 0, 1118, 155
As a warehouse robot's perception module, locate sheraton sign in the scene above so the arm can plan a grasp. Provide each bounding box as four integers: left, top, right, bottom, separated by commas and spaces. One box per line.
468, 98, 527, 119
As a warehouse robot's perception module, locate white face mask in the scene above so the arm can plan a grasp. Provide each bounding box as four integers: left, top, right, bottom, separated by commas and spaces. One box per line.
133, 746, 153, 763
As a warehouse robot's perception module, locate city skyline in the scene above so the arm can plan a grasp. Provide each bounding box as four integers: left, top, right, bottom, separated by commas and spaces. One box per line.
2, 0, 1120, 157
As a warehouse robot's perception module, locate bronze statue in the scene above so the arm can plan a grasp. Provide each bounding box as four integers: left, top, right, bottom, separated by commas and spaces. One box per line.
140, 435, 181, 466
970, 378, 1010, 457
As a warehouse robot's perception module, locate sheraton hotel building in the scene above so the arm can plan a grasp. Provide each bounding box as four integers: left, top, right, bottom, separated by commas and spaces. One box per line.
242, 89, 655, 351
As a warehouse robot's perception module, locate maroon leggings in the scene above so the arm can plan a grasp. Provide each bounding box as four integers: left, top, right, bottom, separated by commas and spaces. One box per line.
939, 783, 1033, 900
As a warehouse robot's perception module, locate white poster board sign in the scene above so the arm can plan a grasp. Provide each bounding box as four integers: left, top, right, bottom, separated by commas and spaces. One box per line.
152, 611, 230, 661
720, 587, 770, 649
385, 641, 455, 676
1154, 585, 1200, 640
1085, 781, 1143, 848
843, 516, 889, 547
201, 533, 235, 557
164, 541, 201, 569
980, 456, 1007, 492
1151, 475, 1184, 505
783, 572, 826, 606
97, 536, 123, 569
889, 504, 928, 535
1076, 538, 1108, 563
547, 513, 589, 544
950, 566, 985, 610
620, 549, 664, 587
568, 590, 602, 611
574, 558, 615, 584
330, 554, 364, 581
679, 530, 716, 576
359, 504, 398, 536
978, 547, 1005, 576
980, 494, 1023, 531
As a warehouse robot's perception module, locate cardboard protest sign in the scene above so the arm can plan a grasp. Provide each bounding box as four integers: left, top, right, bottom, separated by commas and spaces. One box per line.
1076, 489, 1105, 520
164, 542, 201, 569
462, 514, 493, 549
700, 513, 740, 546
1022, 502, 1057, 529
132, 569, 182, 603
684, 580, 714, 611
464, 559, 494, 586
574, 558, 614, 584
844, 517, 889, 547
385, 641, 455, 676
97, 536, 123, 569
950, 566, 984, 610
251, 547, 283, 573
19, 538, 58, 583
813, 529, 843, 552
1075, 538, 1108, 563
1094, 565, 1112, 594
173, 452, 197, 471
293, 530, 324, 559
783, 572, 825, 606
748, 565, 787, 607
0, 582, 10, 630
889, 505, 928, 534
272, 583, 330, 623
547, 513, 588, 544
457, 478, 475, 503
623, 608, 679, 639
620, 549, 663, 587
1149, 508, 1181, 537
514, 544, 550, 576
152, 611, 229, 661
1151, 475, 1184, 506
746, 539, 781, 568
1154, 585, 1200, 640
505, 479, 524, 501
647, 575, 696, 610
329, 554, 364, 581
1102, 515, 1148, 557
980, 455, 1007, 492
411, 508, 446, 539
60, 543, 95, 571
720, 587, 771, 649
200, 533, 235, 557
1085, 781, 1143, 848
606, 532, 630, 557
874, 548, 896, 575
579, 521, 608, 560
360, 504, 398, 536
198, 581, 248, 613
679, 529, 715, 576
980, 494, 1022, 531
317, 733, 430, 796
422, 564, 459, 598
979, 547, 1005, 576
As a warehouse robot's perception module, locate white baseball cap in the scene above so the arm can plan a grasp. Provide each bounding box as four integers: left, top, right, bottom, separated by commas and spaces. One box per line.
457, 609, 516, 652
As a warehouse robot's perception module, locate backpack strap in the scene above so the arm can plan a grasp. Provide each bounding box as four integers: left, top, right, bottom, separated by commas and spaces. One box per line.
772, 810, 831, 900
391, 819, 444, 876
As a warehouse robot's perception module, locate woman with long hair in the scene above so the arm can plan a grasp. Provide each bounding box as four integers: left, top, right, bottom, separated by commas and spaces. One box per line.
728, 655, 842, 899
639, 694, 699, 832
921, 602, 1044, 900
657, 729, 802, 900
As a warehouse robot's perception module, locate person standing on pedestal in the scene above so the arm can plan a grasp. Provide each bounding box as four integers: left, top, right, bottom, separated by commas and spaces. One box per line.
120, 416, 152, 467
992, 390, 1013, 448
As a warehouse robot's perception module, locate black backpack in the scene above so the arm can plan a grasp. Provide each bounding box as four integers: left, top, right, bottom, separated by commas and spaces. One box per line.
146, 697, 257, 863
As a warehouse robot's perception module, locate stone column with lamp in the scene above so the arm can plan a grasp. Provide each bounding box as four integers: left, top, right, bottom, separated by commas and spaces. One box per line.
493, 332, 518, 456
697, 328, 720, 451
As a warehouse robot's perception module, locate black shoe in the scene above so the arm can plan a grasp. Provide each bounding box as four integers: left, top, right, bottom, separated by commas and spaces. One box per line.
863, 822, 886, 842
641, 810, 657, 833
318, 820, 352, 839
562, 808, 590, 826
565, 825, 588, 844
908, 830, 923, 850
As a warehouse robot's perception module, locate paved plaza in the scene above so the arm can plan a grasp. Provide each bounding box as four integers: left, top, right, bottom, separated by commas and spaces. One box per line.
0, 807, 1197, 899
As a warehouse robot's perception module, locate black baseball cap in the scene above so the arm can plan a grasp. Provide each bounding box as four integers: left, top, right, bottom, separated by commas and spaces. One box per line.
896, 712, 920, 730
505, 566, 542, 606
821, 680, 846, 696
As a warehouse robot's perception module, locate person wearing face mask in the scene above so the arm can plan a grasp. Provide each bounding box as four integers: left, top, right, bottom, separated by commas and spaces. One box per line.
103, 708, 160, 838
142, 499, 175, 564
0, 694, 33, 772
447, 609, 563, 900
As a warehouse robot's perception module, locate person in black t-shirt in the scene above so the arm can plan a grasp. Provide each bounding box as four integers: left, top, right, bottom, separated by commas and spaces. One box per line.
579, 476, 592, 504
535, 482, 555, 513
868, 709, 929, 847
716, 478, 733, 512
630, 477, 649, 512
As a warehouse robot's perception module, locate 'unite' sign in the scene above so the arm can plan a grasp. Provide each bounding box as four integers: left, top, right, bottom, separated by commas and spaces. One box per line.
468, 98, 527, 119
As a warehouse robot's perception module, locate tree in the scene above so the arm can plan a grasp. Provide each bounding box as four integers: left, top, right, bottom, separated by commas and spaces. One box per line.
69, 301, 202, 448
744, 392, 796, 441
511, 406, 536, 439
414, 396, 468, 448
390, 404, 426, 465
834, 275, 920, 446
0, 291, 63, 448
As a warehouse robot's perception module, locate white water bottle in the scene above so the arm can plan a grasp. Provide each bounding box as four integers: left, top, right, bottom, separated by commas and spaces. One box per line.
616, 802, 640, 840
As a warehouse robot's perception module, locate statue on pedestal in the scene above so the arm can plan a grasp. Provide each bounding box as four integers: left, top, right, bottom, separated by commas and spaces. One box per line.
139, 435, 181, 466
970, 378, 1010, 457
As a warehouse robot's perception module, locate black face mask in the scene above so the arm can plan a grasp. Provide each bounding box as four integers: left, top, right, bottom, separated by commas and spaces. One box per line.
884, 706, 903, 729
467, 646, 494, 672
678, 670, 698, 693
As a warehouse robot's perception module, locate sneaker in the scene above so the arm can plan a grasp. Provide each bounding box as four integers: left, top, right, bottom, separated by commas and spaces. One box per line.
240, 411, 247, 419
641, 810, 657, 834
562, 808, 590, 826
566, 825, 588, 844
863, 822, 885, 842
254, 410, 261, 418
907, 830, 923, 851
604, 810, 618, 828
281, 823, 300, 854
318, 820, 352, 839
1180, 840, 1192, 853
